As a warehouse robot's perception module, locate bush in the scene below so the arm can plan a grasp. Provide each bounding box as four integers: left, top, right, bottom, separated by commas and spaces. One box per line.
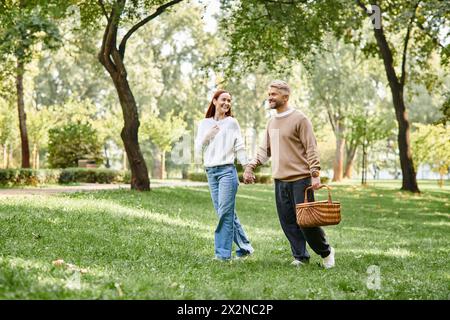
58, 168, 129, 184
0, 169, 62, 186
0, 168, 131, 186
187, 172, 208, 182
320, 176, 330, 184
47, 122, 104, 168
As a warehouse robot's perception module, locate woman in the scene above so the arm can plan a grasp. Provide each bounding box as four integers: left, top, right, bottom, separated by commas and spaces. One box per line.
195, 90, 254, 261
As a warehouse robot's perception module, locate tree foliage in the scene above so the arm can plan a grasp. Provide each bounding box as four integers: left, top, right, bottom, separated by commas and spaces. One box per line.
411, 123, 450, 183
140, 110, 186, 153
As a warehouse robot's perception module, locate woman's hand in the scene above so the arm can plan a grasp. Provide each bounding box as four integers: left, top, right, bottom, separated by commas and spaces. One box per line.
204, 124, 220, 142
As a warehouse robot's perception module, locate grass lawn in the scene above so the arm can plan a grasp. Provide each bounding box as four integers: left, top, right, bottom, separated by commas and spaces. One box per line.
0, 180, 448, 299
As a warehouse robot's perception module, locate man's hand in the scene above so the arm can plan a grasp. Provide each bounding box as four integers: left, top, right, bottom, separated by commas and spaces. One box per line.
311, 176, 321, 190
243, 167, 256, 184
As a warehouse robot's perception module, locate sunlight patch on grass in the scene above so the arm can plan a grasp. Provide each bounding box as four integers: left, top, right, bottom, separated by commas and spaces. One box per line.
340, 226, 391, 235
344, 248, 414, 258
177, 187, 210, 193
236, 194, 269, 201
2, 256, 47, 271
2, 196, 214, 239
421, 212, 450, 218
423, 221, 450, 228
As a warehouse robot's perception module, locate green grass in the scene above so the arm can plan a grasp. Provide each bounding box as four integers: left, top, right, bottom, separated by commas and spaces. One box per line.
0, 180, 449, 299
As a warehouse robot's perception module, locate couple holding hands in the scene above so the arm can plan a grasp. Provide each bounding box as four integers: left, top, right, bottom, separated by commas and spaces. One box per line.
194, 80, 335, 269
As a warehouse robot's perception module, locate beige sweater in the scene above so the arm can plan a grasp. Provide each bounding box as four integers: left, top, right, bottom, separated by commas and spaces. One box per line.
248, 110, 321, 181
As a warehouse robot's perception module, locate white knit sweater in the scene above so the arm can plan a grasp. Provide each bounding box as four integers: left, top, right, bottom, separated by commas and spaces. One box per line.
194, 117, 248, 168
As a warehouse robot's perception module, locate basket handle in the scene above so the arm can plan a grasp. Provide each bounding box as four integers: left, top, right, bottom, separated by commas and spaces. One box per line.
303, 184, 332, 204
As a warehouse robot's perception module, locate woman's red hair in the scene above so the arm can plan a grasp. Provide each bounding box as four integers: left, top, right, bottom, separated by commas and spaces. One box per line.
205, 90, 233, 118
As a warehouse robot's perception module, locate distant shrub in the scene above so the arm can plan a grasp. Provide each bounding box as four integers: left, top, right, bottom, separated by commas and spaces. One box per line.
47, 122, 103, 168
0, 168, 130, 186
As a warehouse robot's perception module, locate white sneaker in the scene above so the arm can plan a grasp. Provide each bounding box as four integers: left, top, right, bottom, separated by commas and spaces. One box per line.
291, 259, 308, 267
323, 247, 335, 269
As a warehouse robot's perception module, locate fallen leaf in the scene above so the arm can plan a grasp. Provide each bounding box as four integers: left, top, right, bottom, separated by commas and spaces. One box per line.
52, 259, 65, 266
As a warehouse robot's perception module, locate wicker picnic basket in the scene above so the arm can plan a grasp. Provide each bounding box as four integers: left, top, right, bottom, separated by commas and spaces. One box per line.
296, 185, 341, 228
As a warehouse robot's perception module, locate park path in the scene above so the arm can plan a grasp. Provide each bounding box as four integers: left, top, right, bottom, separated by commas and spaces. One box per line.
0, 180, 208, 196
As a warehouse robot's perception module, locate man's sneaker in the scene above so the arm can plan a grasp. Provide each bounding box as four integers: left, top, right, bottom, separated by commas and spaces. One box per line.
291, 259, 309, 267
323, 247, 335, 269
234, 255, 250, 261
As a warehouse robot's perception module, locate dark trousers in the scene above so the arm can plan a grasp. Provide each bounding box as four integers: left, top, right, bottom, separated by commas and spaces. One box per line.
275, 177, 331, 261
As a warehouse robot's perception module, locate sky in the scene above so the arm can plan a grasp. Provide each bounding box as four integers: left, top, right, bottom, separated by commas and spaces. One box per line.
198, 0, 220, 34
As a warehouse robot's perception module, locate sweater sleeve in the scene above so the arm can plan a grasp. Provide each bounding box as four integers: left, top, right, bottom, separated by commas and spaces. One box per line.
247, 119, 271, 170
194, 120, 207, 156
299, 117, 321, 174
233, 119, 248, 166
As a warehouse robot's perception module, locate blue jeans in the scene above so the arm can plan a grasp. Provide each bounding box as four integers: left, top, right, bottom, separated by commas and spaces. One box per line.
206, 164, 254, 260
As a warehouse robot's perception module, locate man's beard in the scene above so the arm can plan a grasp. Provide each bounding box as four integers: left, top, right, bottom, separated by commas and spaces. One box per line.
269, 100, 282, 109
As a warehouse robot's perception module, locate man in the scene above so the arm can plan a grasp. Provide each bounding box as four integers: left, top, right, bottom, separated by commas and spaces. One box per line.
243, 80, 335, 269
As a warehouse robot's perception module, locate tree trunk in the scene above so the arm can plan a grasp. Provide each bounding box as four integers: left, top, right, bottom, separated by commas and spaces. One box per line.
332, 125, 345, 182
32, 144, 40, 170
108, 69, 150, 190
16, 59, 30, 168
98, 2, 150, 191
36, 146, 40, 170
181, 167, 188, 179
2, 144, 7, 169
32, 144, 37, 169
8, 143, 13, 168
104, 144, 110, 168
344, 146, 357, 179
371, 19, 419, 192
161, 152, 166, 180
151, 146, 162, 179
97, 0, 183, 190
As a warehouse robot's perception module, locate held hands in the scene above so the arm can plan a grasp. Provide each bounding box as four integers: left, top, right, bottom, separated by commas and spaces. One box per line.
243, 167, 256, 184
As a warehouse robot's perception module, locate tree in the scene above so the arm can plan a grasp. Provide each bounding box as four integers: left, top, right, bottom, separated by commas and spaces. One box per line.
47, 122, 104, 168
411, 123, 450, 187
0, 98, 16, 169
220, 0, 450, 192
140, 110, 186, 179
134, 3, 222, 178
306, 39, 385, 181
435, 91, 450, 125
0, 1, 62, 168
346, 110, 395, 184
27, 107, 54, 169
72, 0, 185, 190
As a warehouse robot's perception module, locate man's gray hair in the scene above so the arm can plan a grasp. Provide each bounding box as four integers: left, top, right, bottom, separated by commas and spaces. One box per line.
268, 80, 291, 95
